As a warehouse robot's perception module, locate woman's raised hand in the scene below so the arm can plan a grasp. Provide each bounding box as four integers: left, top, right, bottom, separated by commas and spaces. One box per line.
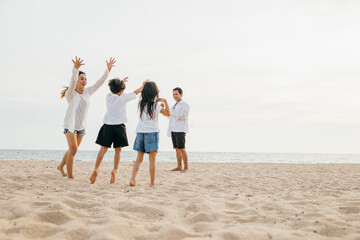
122, 77, 129, 82
72, 56, 85, 69
106, 57, 116, 72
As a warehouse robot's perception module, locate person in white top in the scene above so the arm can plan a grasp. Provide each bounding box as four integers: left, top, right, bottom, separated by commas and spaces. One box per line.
129, 81, 170, 187
164, 87, 190, 172
89, 78, 147, 184
57, 56, 116, 179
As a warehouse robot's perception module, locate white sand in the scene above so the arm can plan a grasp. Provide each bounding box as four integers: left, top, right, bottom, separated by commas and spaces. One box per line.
1, 160, 360, 240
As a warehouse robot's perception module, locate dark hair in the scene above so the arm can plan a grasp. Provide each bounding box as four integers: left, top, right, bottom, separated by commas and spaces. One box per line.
173, 87, 183, 95
60, 71, 87, 98
139, 81, 159, 119
108, 78, 126, 94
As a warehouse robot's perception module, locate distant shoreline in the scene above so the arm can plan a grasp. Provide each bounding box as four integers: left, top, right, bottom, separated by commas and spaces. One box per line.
0, 150, 360, 164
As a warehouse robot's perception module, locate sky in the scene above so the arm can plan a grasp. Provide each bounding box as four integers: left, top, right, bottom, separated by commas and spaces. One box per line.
1, 0, 360, 153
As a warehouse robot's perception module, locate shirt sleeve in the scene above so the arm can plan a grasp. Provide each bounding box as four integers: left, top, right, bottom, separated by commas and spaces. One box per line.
155, 103, 162, 114
86, 70, 109, 96
65, 67, 79, 100
124, 92, 137, 103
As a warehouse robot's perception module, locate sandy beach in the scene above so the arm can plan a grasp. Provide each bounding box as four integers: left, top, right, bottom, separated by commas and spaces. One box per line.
0, 160, 360, 240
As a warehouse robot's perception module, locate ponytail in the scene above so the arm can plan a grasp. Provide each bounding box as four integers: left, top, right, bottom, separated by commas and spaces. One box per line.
60, 86, 69, 99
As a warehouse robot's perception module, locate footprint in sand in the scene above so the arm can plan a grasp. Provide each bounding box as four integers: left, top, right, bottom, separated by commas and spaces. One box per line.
62, 198, 93, 210
5, 223, 58, 239
188, 212, 217, 224
339, 206, 360, 214
38, 211, 72, 225
113, 203, 165, 221
31, 201, 51, 207
225, 201, 248, 210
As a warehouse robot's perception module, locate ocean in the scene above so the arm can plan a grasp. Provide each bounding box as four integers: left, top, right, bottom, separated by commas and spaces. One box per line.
0, 149, 359, 164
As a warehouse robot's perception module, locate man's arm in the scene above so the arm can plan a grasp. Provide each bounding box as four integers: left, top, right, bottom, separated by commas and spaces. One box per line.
170, 103, 189, 120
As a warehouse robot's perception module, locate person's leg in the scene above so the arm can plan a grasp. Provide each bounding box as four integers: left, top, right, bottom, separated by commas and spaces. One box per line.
170, 132, 182, 171
57, 150, 69, 176
171, 148, 182, 171
129, 152, 145, 186
90, 146, 108, 184
65, 133, 79, 178
110, 147, 122, 184
58, 135, 84, 176
148, 150, 157, 187
180, 148, 188, 172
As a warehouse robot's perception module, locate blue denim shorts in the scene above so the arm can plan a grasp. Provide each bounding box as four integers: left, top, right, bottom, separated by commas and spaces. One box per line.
133, 132, 159, 153
63, 129, 86, 136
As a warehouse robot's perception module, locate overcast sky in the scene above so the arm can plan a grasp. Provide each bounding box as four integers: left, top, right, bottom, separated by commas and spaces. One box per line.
1, 0, 360, 153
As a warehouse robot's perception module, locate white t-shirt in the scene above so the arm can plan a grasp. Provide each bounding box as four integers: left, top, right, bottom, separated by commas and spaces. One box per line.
135, 103, 162, 133
103, 92, 137, 125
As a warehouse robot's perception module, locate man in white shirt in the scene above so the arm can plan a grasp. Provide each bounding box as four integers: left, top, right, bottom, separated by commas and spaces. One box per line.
165, 87, 190, 172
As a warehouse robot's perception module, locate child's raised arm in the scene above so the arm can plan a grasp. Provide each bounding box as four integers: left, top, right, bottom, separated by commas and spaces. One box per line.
133, 79, 149, 95
65, 56, 84, 100
158, 98, 170, 116
87, 57, 116, 95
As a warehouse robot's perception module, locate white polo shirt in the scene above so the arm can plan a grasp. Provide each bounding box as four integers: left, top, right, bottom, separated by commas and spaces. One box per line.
103, 92, 137, 125
167, 100, 190, 136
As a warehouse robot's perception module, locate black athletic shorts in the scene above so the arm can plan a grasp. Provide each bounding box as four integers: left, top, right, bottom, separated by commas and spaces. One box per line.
96, 124, 129, 148
171, 132, 186, 149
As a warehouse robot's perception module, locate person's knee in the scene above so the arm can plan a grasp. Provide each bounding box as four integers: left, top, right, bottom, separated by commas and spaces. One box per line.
115, 147, 122, 153
149, 151, 157, 158
69, 145, 78, 155
149, 150, 157, 156
137, 153, 144, 163
180, 148, 186, 153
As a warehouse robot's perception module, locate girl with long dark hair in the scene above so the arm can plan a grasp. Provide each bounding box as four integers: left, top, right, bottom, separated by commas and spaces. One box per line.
129, 81, 169, 187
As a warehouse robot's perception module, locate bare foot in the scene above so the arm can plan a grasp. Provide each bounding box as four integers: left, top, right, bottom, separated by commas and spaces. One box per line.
149, 182, 155, 187
57, 166, 68, 177
67, 175, 74, 179
129, 179, 136, 186
170, 167, 182, 171
181, 168, 189, 173
110, 170, 117, 184
89, 169, 99, 184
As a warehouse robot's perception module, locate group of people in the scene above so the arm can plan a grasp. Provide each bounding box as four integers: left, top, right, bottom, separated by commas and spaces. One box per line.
57, 57, 190, 187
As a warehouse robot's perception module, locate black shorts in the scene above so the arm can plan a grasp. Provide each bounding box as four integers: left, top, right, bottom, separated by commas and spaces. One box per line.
96, 124, 129, 148
171, 132, 186, 149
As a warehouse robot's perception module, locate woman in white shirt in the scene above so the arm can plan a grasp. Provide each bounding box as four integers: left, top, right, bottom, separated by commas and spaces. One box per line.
129, 81, 170, 187
57, 56, 116, 178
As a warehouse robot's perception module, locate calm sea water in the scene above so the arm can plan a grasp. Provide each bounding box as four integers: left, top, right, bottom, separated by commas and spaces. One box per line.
0, 149, 360, 164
